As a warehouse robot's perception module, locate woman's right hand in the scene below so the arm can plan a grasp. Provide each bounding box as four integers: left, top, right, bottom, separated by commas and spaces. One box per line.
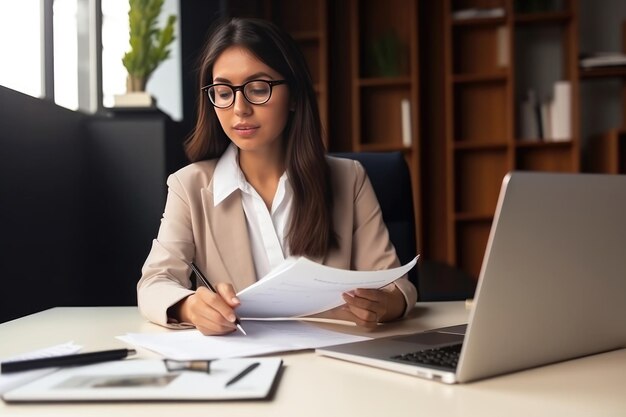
173, 284, 241, 335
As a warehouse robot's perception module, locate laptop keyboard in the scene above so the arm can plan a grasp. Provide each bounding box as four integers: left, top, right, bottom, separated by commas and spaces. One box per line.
391, 343, 462, 370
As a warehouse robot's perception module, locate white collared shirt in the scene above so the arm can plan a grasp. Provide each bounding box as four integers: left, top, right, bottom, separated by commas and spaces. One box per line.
212, 145, 292, 280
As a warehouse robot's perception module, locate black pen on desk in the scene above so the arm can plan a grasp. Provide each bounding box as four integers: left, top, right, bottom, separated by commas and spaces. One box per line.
154, 240, 247, 336
225, 362, 260, 387
0, 348, 136, 374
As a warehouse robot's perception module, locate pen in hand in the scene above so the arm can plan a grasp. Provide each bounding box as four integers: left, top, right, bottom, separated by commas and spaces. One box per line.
154, 239, 247, 336
0, 348, 137, 374
189, 262, 247, 336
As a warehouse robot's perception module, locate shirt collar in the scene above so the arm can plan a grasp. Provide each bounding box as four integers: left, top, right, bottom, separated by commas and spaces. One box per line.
213, 144, 247, 206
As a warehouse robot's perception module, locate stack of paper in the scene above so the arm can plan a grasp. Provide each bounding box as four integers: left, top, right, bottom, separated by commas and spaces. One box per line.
236, 255, 418, 318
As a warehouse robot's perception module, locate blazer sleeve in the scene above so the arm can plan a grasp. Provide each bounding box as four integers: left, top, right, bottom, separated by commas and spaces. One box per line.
137, 173, 196, 329
348, 160, 418, 316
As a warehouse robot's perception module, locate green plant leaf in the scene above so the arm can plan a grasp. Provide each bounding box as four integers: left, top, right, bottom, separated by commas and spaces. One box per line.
122, 0, 177, 88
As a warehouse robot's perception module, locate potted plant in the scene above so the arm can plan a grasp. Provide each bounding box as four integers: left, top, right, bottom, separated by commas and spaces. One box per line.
117, 0, 176, 106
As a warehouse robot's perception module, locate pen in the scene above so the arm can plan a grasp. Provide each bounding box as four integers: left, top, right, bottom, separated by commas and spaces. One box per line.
190, 262, 247, 336
0, 348, 137, 374
155, 239, 247, 336
225, 362, 260, 387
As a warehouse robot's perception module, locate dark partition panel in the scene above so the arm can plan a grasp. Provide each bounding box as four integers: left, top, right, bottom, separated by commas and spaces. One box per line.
85, 110, 186, 307
0, 86, 88, 322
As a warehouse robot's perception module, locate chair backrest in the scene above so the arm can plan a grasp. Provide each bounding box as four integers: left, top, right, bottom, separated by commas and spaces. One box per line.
331, 152, 418, 288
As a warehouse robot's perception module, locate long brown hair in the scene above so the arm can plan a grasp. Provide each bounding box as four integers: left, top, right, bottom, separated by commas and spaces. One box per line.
184, 17, 336, 258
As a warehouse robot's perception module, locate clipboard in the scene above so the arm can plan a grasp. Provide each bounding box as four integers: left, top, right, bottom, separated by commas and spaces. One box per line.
2, 358, 283, 402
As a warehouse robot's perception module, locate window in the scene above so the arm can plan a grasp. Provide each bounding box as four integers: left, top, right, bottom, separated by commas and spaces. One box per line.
0, 0, 181, 119
101, 0, 129, 108
53, 0, 79, 110
0, 0, 43, 98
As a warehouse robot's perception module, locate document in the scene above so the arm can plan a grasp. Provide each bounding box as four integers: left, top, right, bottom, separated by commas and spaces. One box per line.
236, 255, 419, 318
2, 357, 282, 402
0, 342, 82, 395
118, 321, 372, 361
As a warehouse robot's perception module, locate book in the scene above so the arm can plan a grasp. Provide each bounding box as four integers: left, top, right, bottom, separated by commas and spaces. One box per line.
519, 90, 540, 141
580, 52, 626, 69
540, 101, 552, 141
451, 7, 505, 20
550, 81, 571, 141
496, 26, 509, 68
401, 99, 412, 147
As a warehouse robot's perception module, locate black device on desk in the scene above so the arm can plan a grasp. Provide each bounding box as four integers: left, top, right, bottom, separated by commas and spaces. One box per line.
1, 349, 137, 374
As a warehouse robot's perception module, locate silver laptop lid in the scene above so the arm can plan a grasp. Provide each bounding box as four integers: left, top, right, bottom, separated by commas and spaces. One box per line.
457, 172, 626, 383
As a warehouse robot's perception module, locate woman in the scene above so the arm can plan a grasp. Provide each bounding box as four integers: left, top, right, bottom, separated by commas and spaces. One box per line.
137, 17, 417, 335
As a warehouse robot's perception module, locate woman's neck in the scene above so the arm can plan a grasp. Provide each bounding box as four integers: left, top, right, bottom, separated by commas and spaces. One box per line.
238, 147, 285, 209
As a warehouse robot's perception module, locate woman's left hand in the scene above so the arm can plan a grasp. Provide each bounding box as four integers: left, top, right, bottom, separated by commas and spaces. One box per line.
341, 284, 406, 328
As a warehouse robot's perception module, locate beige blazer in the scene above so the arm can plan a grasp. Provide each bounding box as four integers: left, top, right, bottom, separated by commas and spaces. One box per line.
137, 156, 418, 328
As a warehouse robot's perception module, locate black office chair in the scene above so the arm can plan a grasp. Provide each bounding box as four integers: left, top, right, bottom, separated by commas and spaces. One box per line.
332, 152, 419, 289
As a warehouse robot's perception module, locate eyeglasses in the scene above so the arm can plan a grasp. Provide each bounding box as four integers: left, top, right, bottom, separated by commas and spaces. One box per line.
201, 79, 287, 109
163, 359, 211, 373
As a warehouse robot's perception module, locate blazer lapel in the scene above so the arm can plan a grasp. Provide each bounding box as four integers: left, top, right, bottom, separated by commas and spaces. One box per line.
202, 186, 257, 292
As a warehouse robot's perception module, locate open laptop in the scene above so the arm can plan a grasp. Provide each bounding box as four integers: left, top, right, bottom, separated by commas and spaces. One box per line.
317, 171, 626, 384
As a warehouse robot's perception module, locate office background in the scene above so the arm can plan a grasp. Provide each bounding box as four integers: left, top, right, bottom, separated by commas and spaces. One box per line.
1, 0, 625, 323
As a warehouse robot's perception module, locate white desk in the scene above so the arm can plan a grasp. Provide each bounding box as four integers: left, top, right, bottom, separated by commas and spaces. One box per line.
1, 302, 625, 417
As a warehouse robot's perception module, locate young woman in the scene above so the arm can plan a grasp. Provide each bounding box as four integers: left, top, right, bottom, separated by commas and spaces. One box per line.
137, 17, 417, 335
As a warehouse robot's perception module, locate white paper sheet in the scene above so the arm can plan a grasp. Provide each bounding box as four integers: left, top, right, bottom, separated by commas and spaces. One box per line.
0, 342, 82, 394
118, 321, 371, 361
236, 256, 419, 318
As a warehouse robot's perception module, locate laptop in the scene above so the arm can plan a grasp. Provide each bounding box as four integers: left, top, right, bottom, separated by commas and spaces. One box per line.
317, 171, 626, 384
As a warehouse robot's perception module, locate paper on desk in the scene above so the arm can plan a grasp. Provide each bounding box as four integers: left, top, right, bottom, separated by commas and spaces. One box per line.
118, 321, 371, 361
236, 255, 419, 318
0, 341, 82, 394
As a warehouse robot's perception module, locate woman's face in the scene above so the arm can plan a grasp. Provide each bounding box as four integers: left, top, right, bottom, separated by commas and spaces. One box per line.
211, 46, 290, 156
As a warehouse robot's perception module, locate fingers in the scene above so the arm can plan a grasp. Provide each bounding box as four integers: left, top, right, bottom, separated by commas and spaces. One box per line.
313, 304, 375, 328
342, 289, 389, 328
216, 283, 240, 307
185, 287, 238, 335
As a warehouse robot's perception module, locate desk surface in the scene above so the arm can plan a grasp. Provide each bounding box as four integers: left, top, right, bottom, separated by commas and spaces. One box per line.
1, 302, 625, 417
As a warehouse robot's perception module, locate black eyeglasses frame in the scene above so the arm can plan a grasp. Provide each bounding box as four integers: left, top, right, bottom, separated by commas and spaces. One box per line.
200, 79, 287, 108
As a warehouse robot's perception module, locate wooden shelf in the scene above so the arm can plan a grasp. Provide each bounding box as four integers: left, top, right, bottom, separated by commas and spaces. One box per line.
333, 0, 422, 252
421, 0, 581, 281
357, 77, 412, 87
580, 66, 626, 79
515, 140, 574, 148
454, 142, 508, 151
359, 143, 413, 152
514, 11, 572, 25
452, 72, 508, 83
454, 212, 494, 222
452, 16, 507, 26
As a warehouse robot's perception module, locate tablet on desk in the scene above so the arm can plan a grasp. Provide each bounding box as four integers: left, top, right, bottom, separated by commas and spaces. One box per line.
2, 358, 283, 402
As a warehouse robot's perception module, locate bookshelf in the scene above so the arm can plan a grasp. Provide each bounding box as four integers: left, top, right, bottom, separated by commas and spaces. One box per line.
582, 21, 626, 174
329, 0, 423, 252
421, 0, 581, 281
